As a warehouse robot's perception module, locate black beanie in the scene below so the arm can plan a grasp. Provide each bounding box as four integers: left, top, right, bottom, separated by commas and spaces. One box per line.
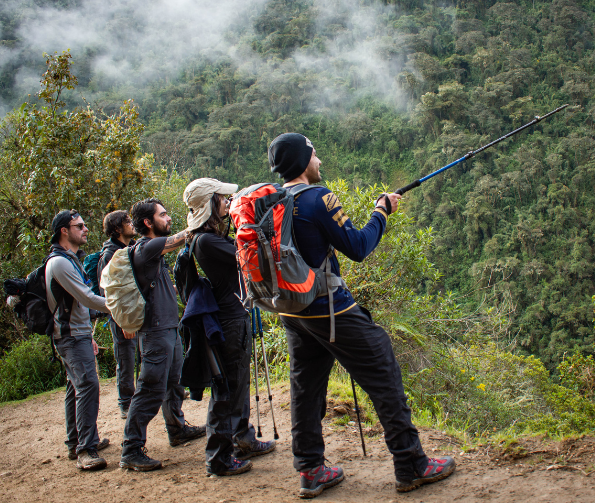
268, 133, 314, 182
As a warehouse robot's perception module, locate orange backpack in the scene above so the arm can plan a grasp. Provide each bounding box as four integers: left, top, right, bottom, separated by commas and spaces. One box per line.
229, 183, 345, 336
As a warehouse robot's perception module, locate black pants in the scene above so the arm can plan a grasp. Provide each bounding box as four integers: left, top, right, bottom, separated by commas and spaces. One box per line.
54, 333, 100, 454
205, 314, 257, 473
281, 306, 428, 481
109, 318, 137, 412
122, 328, 186, 455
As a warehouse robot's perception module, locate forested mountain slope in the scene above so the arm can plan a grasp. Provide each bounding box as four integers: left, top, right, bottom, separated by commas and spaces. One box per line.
1, 0, 594, 367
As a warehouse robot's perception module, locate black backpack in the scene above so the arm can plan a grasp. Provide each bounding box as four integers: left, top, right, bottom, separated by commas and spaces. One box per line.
3, 251, 69, 337
174, 234, 201, 306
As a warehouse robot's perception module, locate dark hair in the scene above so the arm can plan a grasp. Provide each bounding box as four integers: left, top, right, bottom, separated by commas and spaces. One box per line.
195, 194, 227, 236
130, 198, 164, 236
103, 210, 130, 239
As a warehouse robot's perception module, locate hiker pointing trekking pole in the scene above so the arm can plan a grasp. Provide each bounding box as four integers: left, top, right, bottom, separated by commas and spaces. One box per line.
387, 104, 569, 199
230, 134, 455, 498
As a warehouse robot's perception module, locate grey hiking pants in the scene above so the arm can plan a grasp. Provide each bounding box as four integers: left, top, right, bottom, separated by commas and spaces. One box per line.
281, 305, 429, 482
122, 328, 186, 455
205, 314, 257, 473
109, 318, 137, 412
54, 333, 100, 454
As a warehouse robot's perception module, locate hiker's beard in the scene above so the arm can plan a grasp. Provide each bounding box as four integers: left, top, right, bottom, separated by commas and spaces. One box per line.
152, 220, 172, 237
305, 164, 322, 184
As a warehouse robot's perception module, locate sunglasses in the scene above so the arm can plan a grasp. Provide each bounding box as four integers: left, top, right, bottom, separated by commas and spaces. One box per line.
69, 223, 86, 230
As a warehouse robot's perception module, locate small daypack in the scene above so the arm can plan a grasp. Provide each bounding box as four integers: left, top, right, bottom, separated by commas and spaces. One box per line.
229, 183, 346, 341
82, 251, 102, 296
174, 233, 201, 306
100, 246, 160, 332
3, 251, 79, 358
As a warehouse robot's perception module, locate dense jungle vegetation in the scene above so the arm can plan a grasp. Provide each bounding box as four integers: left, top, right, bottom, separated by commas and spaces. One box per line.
1, 0, 595, 438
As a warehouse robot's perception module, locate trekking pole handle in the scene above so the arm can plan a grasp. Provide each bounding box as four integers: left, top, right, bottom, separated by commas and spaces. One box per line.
256, 307, 264, 333
394, 179, 421, 195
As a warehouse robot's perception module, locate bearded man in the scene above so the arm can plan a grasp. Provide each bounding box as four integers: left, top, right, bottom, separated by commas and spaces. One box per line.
119, 199, 205, 471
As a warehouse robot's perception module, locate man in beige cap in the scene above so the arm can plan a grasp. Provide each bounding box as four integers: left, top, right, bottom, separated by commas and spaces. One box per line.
182, 178, 276, 476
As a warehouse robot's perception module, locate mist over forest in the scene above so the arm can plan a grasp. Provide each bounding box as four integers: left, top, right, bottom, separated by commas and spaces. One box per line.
1, 0, 595, 372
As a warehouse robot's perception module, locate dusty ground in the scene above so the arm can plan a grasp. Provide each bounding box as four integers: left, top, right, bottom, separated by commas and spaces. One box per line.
1, 379, 595, 502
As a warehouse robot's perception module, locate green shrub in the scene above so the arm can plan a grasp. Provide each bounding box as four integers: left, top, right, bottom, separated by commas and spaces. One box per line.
0, 335, 65, 402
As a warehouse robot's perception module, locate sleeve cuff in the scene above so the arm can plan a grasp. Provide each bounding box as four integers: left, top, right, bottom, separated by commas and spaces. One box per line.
373, 207, 388, 220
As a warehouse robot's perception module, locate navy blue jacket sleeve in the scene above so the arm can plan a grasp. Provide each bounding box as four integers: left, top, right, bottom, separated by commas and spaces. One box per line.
313, 188, 387, 262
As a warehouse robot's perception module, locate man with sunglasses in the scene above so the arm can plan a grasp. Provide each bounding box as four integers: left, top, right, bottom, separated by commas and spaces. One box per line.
45, 209, 111, 470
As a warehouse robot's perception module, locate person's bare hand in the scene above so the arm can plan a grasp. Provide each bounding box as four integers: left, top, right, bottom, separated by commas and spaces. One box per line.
92, 338, 99, 356
376, 193, 401, 214
386, 193, 401, 213
123, 330, 136, 340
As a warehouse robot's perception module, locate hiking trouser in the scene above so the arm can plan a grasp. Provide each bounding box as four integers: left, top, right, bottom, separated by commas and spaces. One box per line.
54, 333, 100, 455
121, 328, 186, 455
109, 318, 137, 412
281, 306, 429, 482
205, 314, 257, 473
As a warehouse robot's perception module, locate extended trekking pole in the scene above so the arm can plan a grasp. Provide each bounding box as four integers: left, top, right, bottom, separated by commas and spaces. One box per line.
251, 308, 263, 437
255, 307, 280, 440
393, 104, 569, 196
350, 376, 367, 456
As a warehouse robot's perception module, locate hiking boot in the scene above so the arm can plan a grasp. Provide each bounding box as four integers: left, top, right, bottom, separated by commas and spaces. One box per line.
120, 447, 162, 472
234, 439, 276, 460
168, 422, 206, 447
76, 449, 107, 471
120, 407, 129, 419
395, 456, 456, 493
299, 464, 344, 499
68, 438, 110, 460
183, 389, 190, 400
206, 457, 253, 476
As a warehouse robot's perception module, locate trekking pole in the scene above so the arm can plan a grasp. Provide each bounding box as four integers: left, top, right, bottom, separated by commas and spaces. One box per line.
393, 104, 569, 196
135, 340, 140, 387
255, 308, 280, 440
251, 308, 263, 437
351, 376, 367, 456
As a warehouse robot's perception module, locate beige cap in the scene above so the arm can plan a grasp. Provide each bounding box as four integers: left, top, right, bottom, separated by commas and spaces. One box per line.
183, 178, 238, 230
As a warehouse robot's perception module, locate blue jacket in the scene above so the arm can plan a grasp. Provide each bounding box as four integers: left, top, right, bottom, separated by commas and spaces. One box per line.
181, 277, 224, 345
285, 184, 388, 317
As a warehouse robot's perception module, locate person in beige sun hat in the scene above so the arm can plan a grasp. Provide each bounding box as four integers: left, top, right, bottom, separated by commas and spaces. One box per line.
183, 178, 239, 231
181, 177, 277, 477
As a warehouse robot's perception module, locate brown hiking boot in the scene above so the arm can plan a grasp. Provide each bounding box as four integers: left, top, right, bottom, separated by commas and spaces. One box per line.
395, 456, 456, 492
76, 449, 107, 470
68, 438, 110, 460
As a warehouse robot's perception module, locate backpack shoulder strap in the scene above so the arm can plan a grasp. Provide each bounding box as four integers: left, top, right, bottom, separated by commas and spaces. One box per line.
286, 183, 316, 197
188, 233, 201, 260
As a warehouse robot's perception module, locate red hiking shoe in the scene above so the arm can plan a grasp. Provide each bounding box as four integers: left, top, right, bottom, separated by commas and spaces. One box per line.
299, 464, 345, 499
395, 456, 456, 492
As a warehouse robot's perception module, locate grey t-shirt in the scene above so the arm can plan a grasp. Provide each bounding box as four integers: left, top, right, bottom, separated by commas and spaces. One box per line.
132, 236, 179, 332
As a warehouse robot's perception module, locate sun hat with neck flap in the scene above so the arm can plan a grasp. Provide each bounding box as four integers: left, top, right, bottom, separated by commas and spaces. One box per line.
183, 178, 238, 231
268, 133, 314, 182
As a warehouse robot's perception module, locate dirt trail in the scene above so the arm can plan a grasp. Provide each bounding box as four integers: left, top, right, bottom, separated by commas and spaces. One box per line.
1, 379, 594, 502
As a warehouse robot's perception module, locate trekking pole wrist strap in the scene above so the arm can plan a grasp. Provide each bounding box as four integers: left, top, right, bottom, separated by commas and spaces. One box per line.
375, 194, 392, 215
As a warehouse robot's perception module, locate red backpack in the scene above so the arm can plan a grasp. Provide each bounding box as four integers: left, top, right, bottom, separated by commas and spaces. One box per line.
229, 183, 345, 328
